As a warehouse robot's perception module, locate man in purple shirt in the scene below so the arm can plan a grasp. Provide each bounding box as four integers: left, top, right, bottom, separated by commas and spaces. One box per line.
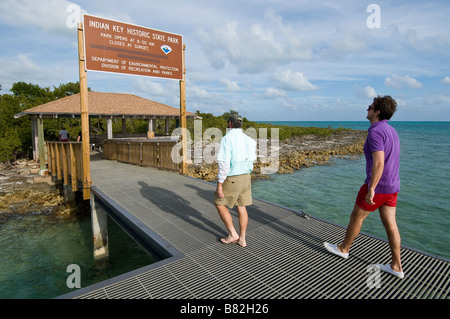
324, 95, 404, 279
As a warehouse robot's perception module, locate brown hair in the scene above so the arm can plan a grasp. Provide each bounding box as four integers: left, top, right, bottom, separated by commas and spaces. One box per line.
373, 95, 397, 120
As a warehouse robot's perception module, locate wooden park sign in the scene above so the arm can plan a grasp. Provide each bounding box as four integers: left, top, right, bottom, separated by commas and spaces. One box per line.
77, 15, 186, 200
83, 15, 183, 80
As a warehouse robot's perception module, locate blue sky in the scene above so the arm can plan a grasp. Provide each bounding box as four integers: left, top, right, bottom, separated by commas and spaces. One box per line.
1, 0, 449, 121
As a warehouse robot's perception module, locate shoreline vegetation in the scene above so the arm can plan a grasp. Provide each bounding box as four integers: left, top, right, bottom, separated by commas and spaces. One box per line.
188, 128, 367, 181
0, 126, 367, 219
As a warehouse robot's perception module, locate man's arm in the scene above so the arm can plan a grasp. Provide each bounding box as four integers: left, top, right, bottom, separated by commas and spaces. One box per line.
366, 150, 384, 204
216, 161, 230, 198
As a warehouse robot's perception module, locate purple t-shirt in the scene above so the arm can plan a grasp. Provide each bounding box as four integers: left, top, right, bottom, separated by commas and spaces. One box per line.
363, 120, 400, 194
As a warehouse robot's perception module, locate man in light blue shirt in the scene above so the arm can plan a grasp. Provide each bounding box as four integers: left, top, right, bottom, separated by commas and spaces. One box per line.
214, 114, 257, 247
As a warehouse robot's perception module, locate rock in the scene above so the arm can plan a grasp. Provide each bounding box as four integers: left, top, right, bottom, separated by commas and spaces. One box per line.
30, 167, 40, 174
187, 130, 367, 182
0, 159, 86, 219
33, 175, 54, 185
1, 130, 367, 217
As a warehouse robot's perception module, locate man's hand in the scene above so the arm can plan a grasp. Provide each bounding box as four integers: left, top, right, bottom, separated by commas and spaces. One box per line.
216, 183, 224, 198
366, 150, 384, 205
365, 187, 376, 205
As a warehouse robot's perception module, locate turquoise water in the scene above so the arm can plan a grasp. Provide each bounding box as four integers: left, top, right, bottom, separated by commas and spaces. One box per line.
1, 121, 448, 299
0, 212, 156, 299
253, 121, 450, 260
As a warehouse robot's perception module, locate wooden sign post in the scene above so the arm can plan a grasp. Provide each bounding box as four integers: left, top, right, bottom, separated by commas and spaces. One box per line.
77, 23, 92, 200
180, 44, 187, 175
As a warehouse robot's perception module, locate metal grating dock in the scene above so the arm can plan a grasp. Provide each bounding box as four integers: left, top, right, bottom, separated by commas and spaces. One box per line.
59, 158, 449, 300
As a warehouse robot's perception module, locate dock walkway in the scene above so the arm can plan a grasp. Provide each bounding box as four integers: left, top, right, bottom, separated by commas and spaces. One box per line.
61, 157, 449, 299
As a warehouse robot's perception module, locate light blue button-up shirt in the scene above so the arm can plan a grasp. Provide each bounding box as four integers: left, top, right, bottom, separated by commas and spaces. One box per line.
217, 128, 257, 182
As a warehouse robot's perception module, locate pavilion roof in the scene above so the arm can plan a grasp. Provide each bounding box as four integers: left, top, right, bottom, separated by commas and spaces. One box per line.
15, 91, 197, 119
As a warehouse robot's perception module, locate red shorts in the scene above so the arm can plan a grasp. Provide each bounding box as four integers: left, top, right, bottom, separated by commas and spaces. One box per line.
356, 184, 398, 212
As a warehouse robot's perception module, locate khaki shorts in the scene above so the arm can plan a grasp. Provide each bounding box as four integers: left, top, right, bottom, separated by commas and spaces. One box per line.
214, 174, 252, 208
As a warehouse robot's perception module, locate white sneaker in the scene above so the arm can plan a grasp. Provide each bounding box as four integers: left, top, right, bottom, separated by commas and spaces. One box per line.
324, 242, 349, 259
376, 263, 405, 279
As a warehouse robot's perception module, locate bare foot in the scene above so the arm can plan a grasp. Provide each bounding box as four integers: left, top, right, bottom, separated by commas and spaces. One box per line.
221, 235, 239, 244
237, 239, 247, 247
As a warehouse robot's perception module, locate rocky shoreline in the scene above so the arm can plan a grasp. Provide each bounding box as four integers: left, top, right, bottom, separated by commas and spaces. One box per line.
0, 129, 367, 219
0, 160, 87, 220
188, 129, 367, 181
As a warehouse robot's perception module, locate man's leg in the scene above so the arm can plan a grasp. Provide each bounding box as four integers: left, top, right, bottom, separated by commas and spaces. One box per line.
236, 206, 248, 247
215, 204, 239, 244
338, 203, 371, 254
378, 205, 403, 273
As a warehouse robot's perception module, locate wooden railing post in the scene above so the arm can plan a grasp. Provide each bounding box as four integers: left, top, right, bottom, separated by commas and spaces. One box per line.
62, 143, 69, 185
46, 142, 52, 174
45, 141, 84, 196
51, 143, 57, 179
70, 143, 77, 191
56, 143, 61, 180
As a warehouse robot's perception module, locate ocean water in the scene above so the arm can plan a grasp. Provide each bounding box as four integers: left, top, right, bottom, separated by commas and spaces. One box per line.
1, 121, 448, 299
0, 212, 156, 299
252, 121, 450, 261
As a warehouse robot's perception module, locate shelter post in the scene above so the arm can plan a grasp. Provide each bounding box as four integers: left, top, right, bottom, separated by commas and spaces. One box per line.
31, 117, 38, 161
106, 118, 113, 139
37, 117, 45, 171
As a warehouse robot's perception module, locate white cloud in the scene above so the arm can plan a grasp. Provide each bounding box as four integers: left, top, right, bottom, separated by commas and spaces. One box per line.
264, 87, 286, 98
274, 69, 318, 91
0, 54, 64, 90
1, 1, 449, 121
195, 7, 314, 74
135, 79, 166, 96
363, 86, 377, 99
385, 74, 423, 89
396, 99, 406, 106
0, 0, 74, 35
189, 86, 212, 99
355, 85, 377, 99
220, 78, 240, 92
0, 0, 134, 36
320, 31, 368, 60
423, 94, 450, 105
